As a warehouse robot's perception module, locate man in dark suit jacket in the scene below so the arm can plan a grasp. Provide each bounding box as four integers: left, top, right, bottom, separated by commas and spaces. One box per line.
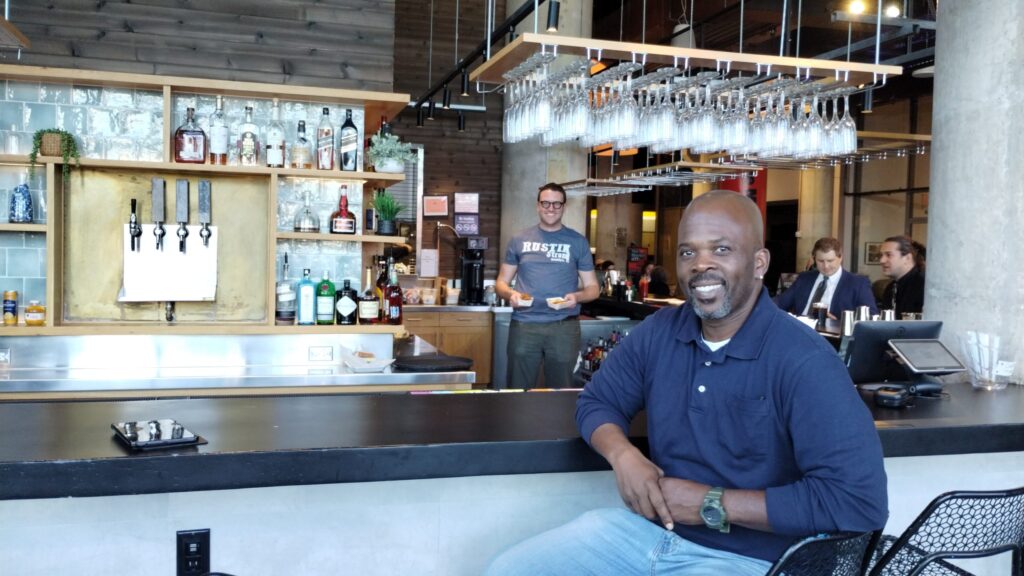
775, 237, 879, 319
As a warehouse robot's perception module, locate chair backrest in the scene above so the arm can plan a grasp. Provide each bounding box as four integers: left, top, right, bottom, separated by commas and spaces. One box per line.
766, 531, 879, 576
869, 486, 1024, 576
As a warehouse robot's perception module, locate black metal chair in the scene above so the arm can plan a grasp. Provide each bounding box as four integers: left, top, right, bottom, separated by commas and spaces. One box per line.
766, 530, 880, 576
867, 486, 1024, 576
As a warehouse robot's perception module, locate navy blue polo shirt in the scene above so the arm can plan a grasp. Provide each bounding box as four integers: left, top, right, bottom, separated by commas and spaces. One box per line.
576, 288, 888, 563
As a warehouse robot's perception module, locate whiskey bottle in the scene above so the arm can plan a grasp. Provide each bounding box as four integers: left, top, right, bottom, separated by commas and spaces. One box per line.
335, 279, 359, 325
316, 270, 336, 325
237, 105, 261, 166
296, 268, 316, 326
316, 107, 335, 170
290, 120, 312, 169
265, 99, 285, 168
209, 96, 229, 165
339, 109, 359, 171
329, 185, 357, 234
375, 256, 388, 317
358, 266, 380, 325
385, 258, 403, 325
173, 107, 207, 164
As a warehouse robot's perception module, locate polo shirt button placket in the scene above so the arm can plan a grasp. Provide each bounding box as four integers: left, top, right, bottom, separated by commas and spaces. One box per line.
698, 385, 706, 393
704, 361, 711, 366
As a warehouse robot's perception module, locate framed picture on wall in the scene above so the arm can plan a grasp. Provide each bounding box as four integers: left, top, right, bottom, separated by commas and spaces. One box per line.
423, 195, 449, 217
865, 242, 883, 265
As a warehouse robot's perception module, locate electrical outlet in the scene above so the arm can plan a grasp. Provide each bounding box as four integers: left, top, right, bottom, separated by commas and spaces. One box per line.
176, 529, 210, 576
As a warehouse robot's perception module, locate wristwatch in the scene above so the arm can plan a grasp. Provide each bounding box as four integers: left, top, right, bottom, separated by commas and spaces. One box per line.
700, 487, 730, 533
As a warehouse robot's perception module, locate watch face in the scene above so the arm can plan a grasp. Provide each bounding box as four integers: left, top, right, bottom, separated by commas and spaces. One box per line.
701, 506, 722, 524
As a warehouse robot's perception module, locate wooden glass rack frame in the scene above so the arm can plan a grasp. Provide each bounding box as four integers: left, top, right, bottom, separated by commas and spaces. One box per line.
471, 33, 902, 87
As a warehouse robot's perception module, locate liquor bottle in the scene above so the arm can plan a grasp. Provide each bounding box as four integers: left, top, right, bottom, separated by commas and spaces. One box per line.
209, 96, 229, 165
265, 99, 285, 168
173, 107, 207, 164
339, 109, 359, 171
358, 265, 380, 324
290, 120, 312, 169
293, 190, 320, 233
378, 115, 392, 137
375, 256, 388, 318
385, 258, 403, 325
237, 105, 261, 166
275, 253, 296, 325
329, 185, 357, 234
296, 268, 316, 326
335, 279, 359, 325
316, 107, 335, 170
316, 270, 336, 325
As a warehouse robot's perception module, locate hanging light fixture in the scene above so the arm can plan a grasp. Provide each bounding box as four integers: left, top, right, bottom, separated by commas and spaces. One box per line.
442, 85, 452, 109
863, 88, 874, 113
416, 107, 425, 127
884, 1, 901, 17
427, 100, 437, 120
458, 111, 466, 132
546, 0, 560, 32
460, 69, 470, 97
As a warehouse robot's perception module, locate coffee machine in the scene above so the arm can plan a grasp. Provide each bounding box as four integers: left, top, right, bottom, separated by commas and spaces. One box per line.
459, 236, 487, 305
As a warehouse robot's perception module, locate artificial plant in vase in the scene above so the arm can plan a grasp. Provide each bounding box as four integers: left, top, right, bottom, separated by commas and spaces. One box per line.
29, 128, 81, 182
371, 189, 404, 236
367, 133, 415, 173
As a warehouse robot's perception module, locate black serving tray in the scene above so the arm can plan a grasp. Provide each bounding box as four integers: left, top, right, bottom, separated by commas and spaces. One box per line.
111, 419, 207, 451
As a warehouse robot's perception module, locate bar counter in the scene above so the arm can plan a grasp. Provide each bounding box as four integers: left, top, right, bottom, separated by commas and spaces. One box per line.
2, 381, 1023, 500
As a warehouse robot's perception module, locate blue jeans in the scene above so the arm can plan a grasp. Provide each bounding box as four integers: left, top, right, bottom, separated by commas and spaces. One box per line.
484, 508, 772, 576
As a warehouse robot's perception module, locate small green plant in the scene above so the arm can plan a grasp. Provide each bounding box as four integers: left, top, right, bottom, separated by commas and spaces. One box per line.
366, 133, 415, 167
29, 128, 81, 182
372, 189, 404, 221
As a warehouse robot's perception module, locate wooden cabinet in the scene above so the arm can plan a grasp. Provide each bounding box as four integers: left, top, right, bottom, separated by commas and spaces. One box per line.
0, 64, 410, 336
404, 310, 492, 386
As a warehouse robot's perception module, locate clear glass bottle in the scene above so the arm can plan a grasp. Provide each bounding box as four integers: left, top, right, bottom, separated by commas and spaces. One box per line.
174, 107, 207, 164
335, 279, 359, 325
290, 120, 312, 169
316, 107, 335, 170
329, 184, 357, 234
339, 109, 359, 171
209, 95, 229, 165
358, 265, 380, 324
24, 300, 45, 326
237, 105, 260, 166
316, 270, 336, 325
296, 268, 316, 326
275, 253, 296, 325
293, 190, 320, 233
265, 99, 285, 168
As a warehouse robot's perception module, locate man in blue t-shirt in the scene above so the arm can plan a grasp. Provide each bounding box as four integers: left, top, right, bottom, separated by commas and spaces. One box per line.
495, 183, 600, 389
486, 190, 887, 575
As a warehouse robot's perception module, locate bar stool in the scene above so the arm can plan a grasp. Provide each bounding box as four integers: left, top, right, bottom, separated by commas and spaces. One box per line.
867, 486, 1024, 575
766, 530, 880, 576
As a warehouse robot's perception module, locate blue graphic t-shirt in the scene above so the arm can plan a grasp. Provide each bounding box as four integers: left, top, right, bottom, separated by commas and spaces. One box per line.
505, 224, 594, 322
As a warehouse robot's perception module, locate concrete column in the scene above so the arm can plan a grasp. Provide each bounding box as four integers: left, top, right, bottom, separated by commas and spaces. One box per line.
795, 168, 835, 258
928, 0, 1024, 368
500, 0, 593, 254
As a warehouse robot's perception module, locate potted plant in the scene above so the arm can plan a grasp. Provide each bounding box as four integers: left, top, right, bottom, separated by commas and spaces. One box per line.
29, 128, 80, 182
371, 188, 404, 236
367, 133, 414, 173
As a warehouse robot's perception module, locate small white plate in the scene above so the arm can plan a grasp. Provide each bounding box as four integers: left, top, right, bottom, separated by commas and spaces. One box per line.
343, 356, 396, 373
517, 298, 534, 308
547, 297, 573, 310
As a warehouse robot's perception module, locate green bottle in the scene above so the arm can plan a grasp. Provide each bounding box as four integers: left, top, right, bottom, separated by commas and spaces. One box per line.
316, 270, 336, 325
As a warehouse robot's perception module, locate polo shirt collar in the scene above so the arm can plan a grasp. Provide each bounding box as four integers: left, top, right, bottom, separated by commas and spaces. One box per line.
676, 287, 775, 360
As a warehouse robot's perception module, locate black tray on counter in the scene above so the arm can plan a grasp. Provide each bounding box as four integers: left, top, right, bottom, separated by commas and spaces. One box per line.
111, 419, 207, 451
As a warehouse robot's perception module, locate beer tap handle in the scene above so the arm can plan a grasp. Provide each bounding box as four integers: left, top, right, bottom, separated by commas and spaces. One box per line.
176, 179, 189, 254
151, 178, 166, 251
128, 198, 143, 252
198, 179, 212, 248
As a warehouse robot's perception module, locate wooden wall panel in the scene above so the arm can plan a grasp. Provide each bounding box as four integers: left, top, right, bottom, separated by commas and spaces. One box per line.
392, 0, 507, 282
7, 0, 395, 91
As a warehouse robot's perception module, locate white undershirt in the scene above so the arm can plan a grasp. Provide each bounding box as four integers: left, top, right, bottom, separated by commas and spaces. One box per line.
701, 333, 731, 352
801, 268, 843, 316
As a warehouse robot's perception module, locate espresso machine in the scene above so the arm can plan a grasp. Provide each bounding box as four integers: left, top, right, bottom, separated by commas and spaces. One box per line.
459, 236, 487, 305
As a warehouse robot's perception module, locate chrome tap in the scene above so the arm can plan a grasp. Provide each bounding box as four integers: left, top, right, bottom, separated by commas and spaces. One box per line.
128, 198, 143, 252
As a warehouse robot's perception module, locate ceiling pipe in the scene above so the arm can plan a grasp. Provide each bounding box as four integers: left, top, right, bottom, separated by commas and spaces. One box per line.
406, 0, 553, 120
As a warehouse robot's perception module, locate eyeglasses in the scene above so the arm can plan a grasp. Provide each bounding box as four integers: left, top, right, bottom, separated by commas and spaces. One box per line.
539, 200, 564, 209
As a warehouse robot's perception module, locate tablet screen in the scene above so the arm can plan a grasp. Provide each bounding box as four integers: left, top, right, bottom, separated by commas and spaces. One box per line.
887, 339, 966, 373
